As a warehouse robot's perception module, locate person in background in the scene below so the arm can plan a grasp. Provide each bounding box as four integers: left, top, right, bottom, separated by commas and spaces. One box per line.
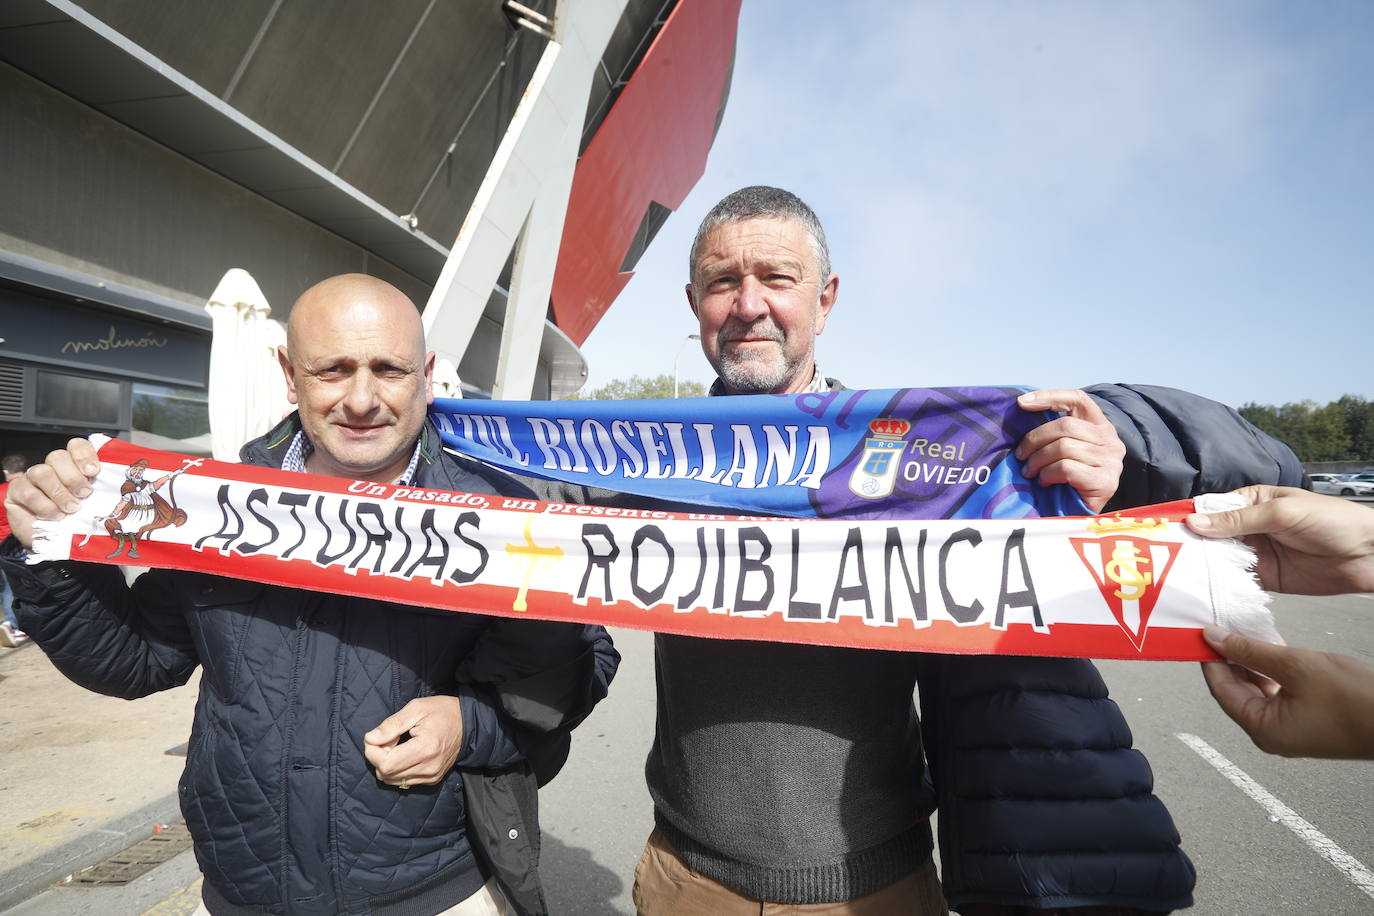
0, 453, 28, 647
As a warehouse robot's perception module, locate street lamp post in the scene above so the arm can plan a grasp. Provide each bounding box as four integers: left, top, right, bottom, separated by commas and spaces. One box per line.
673, 333, 701, 398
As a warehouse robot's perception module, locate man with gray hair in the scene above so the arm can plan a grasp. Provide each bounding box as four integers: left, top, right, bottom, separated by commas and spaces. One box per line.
629, 185, 1300, 914
686, 184, 838, 399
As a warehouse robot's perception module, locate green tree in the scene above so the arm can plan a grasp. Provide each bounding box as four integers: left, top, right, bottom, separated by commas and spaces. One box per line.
1240, 398, 1354, 462
1238, 402, 1281, 439
574, 373, 707, 400
1303, 401, 1352, 461
1240, 401, 1304, 454
1336, 394, 1374, 460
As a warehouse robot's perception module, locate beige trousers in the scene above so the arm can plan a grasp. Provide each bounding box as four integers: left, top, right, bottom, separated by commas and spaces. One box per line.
192, 876, 514, 916
632, 827, 949, 915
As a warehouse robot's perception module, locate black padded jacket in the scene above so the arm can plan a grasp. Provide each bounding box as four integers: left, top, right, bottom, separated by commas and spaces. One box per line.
923, 383, 1302, 911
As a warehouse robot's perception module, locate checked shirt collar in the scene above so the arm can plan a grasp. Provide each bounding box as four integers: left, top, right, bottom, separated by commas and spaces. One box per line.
281, 430, 422, 486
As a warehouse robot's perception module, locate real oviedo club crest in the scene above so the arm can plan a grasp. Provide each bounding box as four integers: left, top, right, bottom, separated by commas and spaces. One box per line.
848, 417, 911, 500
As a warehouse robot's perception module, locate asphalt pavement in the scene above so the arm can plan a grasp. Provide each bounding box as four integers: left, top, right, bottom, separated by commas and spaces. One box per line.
2, 601, 1371, 915
0, 626, 658, 916
0, 630, 197, 913
1097, 591, 1374, 914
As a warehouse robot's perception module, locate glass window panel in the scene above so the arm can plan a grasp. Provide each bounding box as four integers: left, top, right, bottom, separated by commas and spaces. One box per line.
35, 370, 122, 426
131, 382, 210, 441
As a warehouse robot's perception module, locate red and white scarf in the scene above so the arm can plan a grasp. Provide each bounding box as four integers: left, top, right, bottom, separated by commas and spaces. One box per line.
27, 436, 1273, 661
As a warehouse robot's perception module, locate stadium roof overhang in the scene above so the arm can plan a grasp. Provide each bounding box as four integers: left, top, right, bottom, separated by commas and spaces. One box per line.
0, 0, 739, 398
0, 0, 448, 281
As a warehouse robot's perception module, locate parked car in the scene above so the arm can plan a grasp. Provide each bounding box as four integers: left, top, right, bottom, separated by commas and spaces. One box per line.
1309, 473, 1351, 495
1329, 474, 1374, 497
1324, 477, 1374, 497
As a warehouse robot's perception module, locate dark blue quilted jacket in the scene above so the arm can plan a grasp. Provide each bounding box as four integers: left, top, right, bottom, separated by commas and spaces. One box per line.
8, 417, 618, 915
924, 384, 1302, 912
1087, 383, 1304, 512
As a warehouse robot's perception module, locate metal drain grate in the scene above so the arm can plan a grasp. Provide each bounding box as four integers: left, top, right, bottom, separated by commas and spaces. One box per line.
69, 823, 193, 886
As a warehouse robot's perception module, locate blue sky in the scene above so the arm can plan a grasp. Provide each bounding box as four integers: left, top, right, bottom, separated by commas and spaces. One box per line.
578, 0, 1373, 409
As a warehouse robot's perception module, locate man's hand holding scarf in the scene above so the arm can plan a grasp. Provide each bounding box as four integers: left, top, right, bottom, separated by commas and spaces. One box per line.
1015, 389, 1126, 514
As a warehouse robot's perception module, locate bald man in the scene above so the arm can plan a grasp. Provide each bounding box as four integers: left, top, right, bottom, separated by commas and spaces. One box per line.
277, 273, 436, 483
3, 274, 618, 916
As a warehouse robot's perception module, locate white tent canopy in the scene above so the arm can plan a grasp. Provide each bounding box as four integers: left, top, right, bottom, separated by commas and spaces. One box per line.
204, 268, 290, 462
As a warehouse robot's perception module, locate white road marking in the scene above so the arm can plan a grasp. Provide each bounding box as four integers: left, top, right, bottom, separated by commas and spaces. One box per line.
1176, 732, 1374, 901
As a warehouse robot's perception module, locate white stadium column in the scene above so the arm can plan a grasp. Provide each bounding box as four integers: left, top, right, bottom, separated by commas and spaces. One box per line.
422, 0, 629, 399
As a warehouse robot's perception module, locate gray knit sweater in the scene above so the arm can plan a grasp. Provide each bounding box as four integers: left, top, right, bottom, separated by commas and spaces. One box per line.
650, 372, 935, 901
646, 634, 936, 902
528, 375, 937, 903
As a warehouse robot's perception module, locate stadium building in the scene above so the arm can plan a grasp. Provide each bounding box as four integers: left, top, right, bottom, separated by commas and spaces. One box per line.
0, 0, 739, 460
